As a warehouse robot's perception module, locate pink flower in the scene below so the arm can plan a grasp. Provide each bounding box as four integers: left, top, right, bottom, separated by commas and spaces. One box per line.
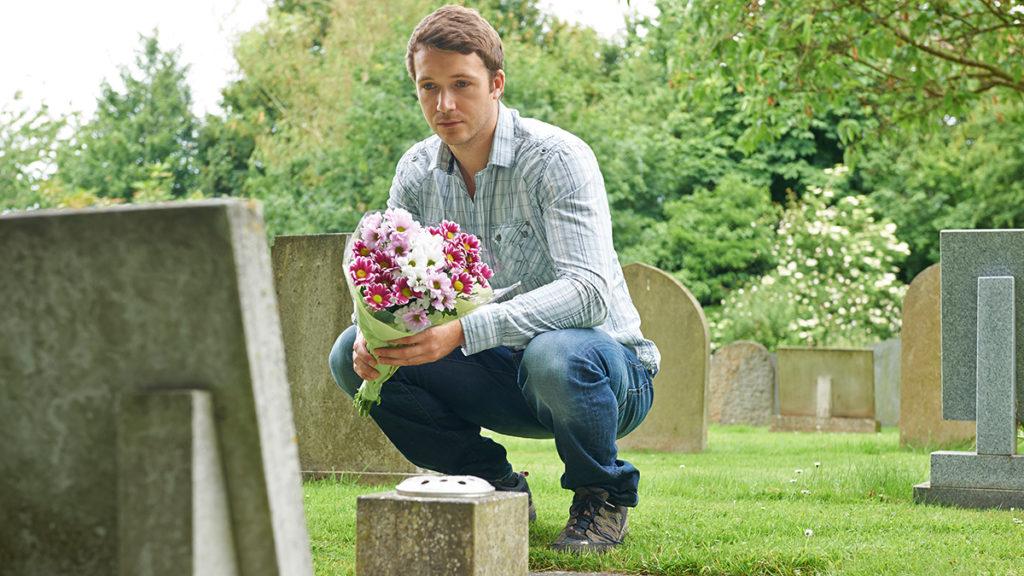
389, 232, 411, 258
360, 213, 385, 248
443, 243, 465, 268
374, 250, 397, 272
400, 303, 432, 332
457, 233, 480, 254
432, 290, 456, 311
471, 263, 492, 286
352, 240, 373, 258
361, 226, 383, 250
440, 220, 460, 240
393, 276, 421, 306
363, 283, 394, 311
349, 256, 377, 286
386, 208, 416, 235
427, 225, 443, 237
425, 270, 452, 298
452, 272, 474, 295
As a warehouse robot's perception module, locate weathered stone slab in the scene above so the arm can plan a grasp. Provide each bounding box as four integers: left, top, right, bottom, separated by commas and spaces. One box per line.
940, 230, 1024, 421
898, 264, 974, 448
871, 339, 901, 427
975, 276, 1018, 455
775, 347, 876, 418
709, 341, 774, 426
357, 491, 528, 576
118, 390, 238, 576
618, 263, 709, 453
272, 233, 418, 482
0, 200, 312, 575
771, 415, 879, 433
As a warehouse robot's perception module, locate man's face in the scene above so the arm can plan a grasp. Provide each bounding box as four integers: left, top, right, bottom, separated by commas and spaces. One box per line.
413, 47, 504, 153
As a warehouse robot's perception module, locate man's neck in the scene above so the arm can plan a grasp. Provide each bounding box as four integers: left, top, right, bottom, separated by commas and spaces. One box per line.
449, 107, 499, 197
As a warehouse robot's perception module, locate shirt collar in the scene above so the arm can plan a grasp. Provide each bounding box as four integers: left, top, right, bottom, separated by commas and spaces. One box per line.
433, 102, 516, 174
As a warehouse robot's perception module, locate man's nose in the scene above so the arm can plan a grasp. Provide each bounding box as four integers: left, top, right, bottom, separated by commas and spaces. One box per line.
436, 90, 455, 113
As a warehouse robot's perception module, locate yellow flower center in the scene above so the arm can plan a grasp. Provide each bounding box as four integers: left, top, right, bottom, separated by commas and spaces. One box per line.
454, 280, 464, 292
372, 294, 383, 304
356, 270, 367, 278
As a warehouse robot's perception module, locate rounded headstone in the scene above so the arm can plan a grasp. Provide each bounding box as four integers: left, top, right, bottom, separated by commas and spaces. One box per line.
272, 234, 418, 482
709, 341, 774, 426
900, 264, 974, 447
618, 263, 709, 453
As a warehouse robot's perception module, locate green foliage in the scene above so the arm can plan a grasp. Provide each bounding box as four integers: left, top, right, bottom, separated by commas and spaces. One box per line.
715, 166, 908, 350
0, 96, 65, 210
58, 33, 198, 200
631, 174, 779, 305
660, 0, 1024, 152
230, 0, 432, 237
864, 99, 1024, 281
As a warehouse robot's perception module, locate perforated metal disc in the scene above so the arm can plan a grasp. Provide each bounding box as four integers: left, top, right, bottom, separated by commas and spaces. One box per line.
395, 475, 496, 497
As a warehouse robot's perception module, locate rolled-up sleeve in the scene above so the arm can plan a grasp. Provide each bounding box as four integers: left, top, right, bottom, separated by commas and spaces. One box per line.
461, 141, 613, 355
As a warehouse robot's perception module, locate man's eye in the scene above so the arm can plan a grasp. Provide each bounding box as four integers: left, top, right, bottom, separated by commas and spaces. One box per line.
455, 81, 470, 88
421, 83, 437, 91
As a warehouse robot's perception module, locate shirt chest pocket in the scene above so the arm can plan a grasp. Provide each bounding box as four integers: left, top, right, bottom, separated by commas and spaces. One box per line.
488, 220, 547, 289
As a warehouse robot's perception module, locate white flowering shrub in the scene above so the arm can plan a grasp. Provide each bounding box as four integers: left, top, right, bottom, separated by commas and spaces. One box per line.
714, 165, 910, 350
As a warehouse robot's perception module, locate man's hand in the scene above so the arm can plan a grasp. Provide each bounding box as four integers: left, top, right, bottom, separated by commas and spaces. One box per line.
352, 329, 380, 381
374, 320, 465, 367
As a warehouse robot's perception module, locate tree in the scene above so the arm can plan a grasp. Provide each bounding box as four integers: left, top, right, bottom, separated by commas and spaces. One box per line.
58, 33, 198, 200
0, 95, 65, 210
714, 166, 909, 349
660, 0, 1024, 151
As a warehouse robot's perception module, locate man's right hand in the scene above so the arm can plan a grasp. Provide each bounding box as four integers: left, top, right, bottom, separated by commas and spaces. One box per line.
352, 330, 381, 381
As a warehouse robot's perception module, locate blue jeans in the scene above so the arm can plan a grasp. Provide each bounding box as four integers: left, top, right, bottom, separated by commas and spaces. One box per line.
328, 325, 654, 506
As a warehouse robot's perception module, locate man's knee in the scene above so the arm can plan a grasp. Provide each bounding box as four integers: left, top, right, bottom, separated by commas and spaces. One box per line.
328, 325, 361, 398
520, 329, 602, 400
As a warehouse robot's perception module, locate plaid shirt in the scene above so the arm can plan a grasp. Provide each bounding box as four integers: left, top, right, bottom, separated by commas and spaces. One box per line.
387, 103, 660, 375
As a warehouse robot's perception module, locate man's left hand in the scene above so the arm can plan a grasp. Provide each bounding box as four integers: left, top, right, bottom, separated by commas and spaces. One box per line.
374, 320, 465, 367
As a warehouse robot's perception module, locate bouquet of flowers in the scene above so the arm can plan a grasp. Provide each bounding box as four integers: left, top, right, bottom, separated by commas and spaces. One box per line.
344, 208, 494, 416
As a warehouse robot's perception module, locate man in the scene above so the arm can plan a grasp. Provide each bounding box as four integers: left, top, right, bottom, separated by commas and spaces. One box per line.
329, 5, 659, 554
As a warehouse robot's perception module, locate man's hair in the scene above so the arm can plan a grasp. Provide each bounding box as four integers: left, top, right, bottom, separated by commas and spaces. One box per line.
406, 5, 504, 81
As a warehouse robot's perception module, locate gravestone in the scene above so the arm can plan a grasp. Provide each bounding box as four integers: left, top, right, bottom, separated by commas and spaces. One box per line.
899, 264, 974, 448
357, 486, 527, 576
871, 339, 901, 427
709, 341, 774, 426
771, 347, 880, 433
272, 233, 418, 483
0, 200, 313, 575
618, 263, 709, 453
915, 230, 1024, 509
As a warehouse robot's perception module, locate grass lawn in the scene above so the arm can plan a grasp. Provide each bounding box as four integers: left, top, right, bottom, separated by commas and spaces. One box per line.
303, 425, 1024, 575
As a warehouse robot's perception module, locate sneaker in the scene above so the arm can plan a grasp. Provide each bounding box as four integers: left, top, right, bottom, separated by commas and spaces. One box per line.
549, 487, 628, 554
489, 471, 536, 523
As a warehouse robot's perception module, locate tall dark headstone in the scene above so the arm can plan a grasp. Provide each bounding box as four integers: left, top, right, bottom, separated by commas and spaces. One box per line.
915, 230, 1024, 509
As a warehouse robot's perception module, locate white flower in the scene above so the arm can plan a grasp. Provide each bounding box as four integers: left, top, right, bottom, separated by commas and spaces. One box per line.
804, 528, 814, 537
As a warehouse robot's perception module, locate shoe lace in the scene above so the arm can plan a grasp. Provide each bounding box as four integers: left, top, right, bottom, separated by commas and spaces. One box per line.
566, 493, 615, 537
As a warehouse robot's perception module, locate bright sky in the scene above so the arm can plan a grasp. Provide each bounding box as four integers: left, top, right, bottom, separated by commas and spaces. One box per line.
0, 0, 657, 120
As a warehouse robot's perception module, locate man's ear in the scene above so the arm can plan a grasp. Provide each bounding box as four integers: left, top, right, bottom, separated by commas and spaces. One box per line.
492, 69, 505, 100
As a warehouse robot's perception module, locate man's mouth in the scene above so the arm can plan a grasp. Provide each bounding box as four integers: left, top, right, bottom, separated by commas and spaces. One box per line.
436, 120, 461, 127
